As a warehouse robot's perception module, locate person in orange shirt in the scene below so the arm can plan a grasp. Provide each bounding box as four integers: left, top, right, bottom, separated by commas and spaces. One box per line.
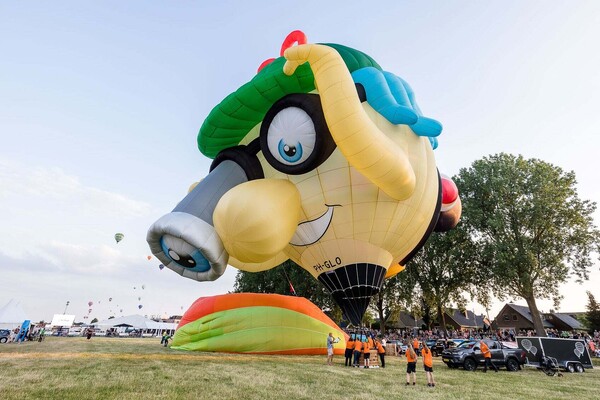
345, 335, 355, 367
405, 343, 418, 385
375, 339, 386, 368
368, 334, 374, 349
353, 337, 363, 367
363, 338, 371, 368
422, 341, 435, 387
412, 337, 421, 356
479, 340, 498, 372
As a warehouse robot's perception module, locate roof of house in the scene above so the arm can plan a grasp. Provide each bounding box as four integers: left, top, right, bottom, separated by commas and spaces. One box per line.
445, 309, 486, 328
394, 311, 424, 328
550, 313, 583, 330
503, 303, 555, 328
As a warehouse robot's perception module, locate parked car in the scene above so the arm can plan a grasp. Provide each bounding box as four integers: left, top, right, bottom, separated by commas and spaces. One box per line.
386, 340, 407, 355
425, 339, 437, 349
68, 327, 84, 336
431, 339, 453, 356
0, 329, 10, 343
441, 339, 527, 371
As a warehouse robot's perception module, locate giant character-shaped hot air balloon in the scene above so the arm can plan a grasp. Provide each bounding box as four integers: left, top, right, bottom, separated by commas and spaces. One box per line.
147, 31, 461, 325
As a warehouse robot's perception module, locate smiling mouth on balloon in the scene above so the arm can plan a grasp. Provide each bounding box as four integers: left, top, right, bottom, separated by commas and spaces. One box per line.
289, 204, 338, 246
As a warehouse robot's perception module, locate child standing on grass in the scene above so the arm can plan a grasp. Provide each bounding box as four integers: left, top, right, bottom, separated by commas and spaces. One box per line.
363, 337, 371, 368
422, 341, 435, 387
405, 344, 417, 385
353, 337, 363, 367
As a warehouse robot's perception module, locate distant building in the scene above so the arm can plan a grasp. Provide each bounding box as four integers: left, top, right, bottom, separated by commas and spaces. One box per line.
443, 309, 488, 330
390, 311, 424, 330
543, 312, 583, 331
493, 303, 584, 331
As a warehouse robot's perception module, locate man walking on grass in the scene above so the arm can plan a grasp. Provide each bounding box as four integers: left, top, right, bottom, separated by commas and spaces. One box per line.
479, 340, 498, 372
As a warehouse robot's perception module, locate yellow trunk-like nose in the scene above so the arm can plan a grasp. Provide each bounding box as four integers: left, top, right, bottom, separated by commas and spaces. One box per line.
213, 179, 301, 264
284, 44, 416, 201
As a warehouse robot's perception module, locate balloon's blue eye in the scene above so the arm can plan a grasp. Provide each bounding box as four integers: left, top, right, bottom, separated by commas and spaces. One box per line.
160, 236, 210, 272
278, 140, 303, 163
265, 106, 316, 166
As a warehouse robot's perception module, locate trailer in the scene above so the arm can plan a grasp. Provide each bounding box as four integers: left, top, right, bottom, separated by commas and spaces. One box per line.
516, 337, 593, 373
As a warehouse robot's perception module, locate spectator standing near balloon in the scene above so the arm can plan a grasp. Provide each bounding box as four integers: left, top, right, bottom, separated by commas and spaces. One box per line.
353, 337, 363, 367
344, 335, 355, 367
422, 341, 435, 387
479, 340, 498, 372
363, 337, 371, 368
412, 337, 421, 356
375, 339, 386, 368
405, 344, 418, 385
326, 332, 336, 366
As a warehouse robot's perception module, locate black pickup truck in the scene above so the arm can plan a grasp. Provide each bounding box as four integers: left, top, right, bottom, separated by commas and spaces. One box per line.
441, 340, 527, 371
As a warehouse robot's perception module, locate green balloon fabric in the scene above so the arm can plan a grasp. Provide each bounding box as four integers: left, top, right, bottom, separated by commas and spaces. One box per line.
197, 43, 381, 159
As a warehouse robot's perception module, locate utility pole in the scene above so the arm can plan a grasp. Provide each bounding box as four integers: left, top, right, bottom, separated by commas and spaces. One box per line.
63, 301, 70, 314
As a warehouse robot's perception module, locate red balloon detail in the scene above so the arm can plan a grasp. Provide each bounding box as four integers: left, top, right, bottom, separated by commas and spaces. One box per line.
257, 58, 275, 73
441, 177, 459, 204
147, 255, 152, 260
280, 30, 307, 56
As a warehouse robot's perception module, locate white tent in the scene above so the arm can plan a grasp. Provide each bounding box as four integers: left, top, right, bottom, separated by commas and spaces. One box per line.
95, 314, 176, 331
0, 299, 30, 330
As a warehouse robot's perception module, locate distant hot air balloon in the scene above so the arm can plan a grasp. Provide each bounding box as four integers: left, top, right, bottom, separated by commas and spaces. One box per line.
88, 308, 92, 314
120, 309, 123, 313
83, 315, 88, 319
138, 297, 141, 301
114, 233, 124, 243
147, 255, 152, 260
109, 297, 112, 302
88, 301, 93, 307
141, 285, 145, 290
138, 305, 143, 309
159, 264, 165, 270
133, 287, 136, 290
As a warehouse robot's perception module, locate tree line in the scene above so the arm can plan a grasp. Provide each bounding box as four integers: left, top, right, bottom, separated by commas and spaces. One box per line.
234, 153, 600, 336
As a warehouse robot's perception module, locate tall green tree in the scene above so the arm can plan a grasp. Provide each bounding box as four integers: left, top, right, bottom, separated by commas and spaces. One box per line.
586, 291, 600, 332
369, 273, 414, 334
233, 260, 341, 321
405, 228, 481, 330
456, 153, 600, 336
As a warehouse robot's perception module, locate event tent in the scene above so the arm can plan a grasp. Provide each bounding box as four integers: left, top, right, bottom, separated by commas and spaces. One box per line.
0, 299, 30, 329
95, 315, 177, 332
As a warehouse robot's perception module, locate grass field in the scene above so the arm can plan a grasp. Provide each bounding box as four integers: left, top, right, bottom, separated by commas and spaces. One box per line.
1, 337, 599, 400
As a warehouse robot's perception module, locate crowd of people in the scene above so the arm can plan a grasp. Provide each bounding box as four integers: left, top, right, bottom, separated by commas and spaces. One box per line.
3, 325, 45, 343
323, 326, 600, 388
358, 327, 600, 357
333, 331, 438, 387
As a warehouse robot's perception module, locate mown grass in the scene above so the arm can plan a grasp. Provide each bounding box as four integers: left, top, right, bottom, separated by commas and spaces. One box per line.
1, 337, 599, 400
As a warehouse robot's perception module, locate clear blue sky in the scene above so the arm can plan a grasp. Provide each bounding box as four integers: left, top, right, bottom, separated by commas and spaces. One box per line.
1, 1, 599, 322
